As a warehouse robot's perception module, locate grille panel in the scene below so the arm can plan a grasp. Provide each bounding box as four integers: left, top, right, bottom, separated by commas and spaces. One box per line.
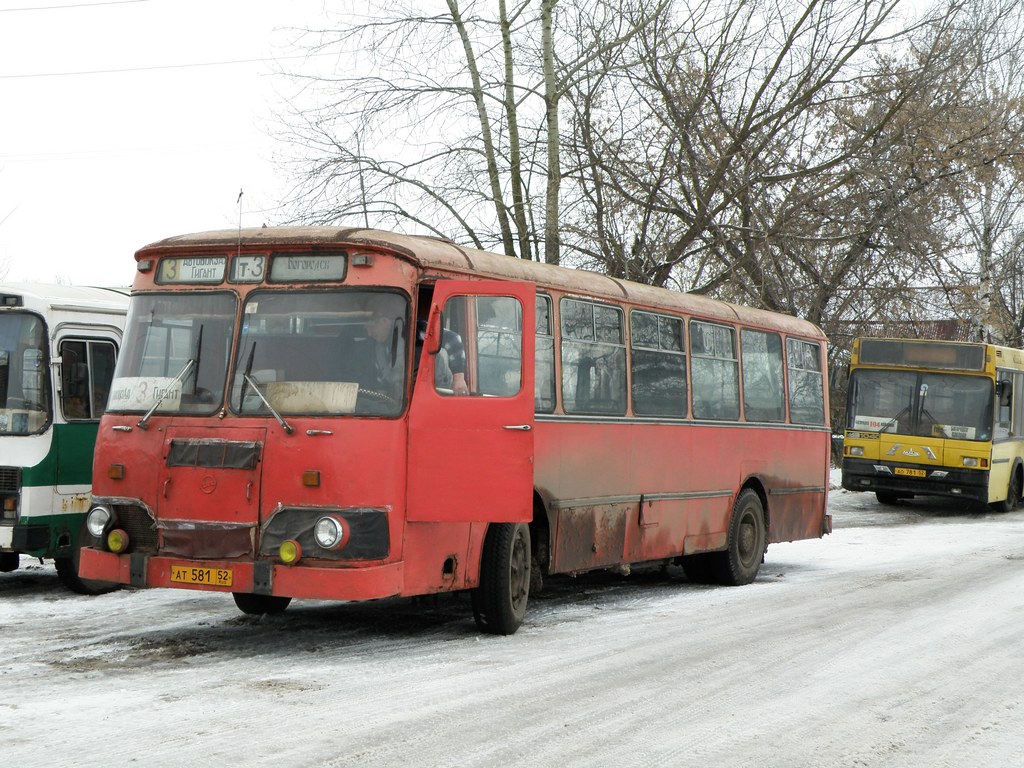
0, 467, 21, 493
112, 504, 158, 551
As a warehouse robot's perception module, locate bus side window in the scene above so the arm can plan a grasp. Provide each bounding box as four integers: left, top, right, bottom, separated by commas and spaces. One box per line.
535, 295, 555, 413
1014, 374, 1024, 437
61, 341, 90, 418
560, 298, 626, 415
691, 321, 739, 421
786, 338, 826, 425
473, 295, 522, 397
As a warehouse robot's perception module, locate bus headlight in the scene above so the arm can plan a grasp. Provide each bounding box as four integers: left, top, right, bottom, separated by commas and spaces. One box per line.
313, 515, 349, 551
86, 506, 113, 538
849, 446, 864, 457
962, 457, 979, 467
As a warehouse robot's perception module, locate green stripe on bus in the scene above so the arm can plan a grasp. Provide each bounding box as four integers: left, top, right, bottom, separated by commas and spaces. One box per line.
20, 422, 100, 488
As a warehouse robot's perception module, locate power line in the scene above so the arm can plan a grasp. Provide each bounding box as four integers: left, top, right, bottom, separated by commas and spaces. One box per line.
0, 52, 330, 80
0, 0, 151, 12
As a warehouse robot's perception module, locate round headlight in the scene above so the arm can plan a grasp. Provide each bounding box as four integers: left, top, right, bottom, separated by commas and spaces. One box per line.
313, 515, 348, 550
86, 506, 113, 538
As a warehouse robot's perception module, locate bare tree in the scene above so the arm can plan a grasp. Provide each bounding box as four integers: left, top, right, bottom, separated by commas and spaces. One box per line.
276, 0, 667, 264
276, 0, 1024, 352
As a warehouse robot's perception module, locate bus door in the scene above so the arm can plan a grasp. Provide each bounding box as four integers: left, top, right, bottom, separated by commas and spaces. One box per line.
54, 330, 120, 498
407, 280, 535, 523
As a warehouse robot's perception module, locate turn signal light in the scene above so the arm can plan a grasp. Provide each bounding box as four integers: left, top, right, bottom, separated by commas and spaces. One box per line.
108, 464, 125, 480
280, 539, 302, 565
302, 470, 321, 487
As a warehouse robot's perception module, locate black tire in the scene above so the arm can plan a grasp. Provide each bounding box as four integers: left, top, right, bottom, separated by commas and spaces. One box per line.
472, 522, 530, 635
711, 489, 767, 586
680, 552, 716, 584
991, 471, 1021, 513
0, 552, 19, 572
232, 592, 292, 615
56, 527, 120, 595
876, 491, 901, 506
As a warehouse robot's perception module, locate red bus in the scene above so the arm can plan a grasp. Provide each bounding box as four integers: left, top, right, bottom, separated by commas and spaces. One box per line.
80, 228, 831, 634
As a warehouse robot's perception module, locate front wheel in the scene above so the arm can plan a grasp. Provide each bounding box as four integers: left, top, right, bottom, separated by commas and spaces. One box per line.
232, 592, 292, 615
0, 552, 19, 572
56, 526, 120, 595
991, 471, 1022, 513
472, 523, 530, 635
711, 489, 767, 586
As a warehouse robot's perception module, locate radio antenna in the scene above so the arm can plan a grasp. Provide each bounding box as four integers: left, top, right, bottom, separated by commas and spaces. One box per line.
236, 188, 244, 258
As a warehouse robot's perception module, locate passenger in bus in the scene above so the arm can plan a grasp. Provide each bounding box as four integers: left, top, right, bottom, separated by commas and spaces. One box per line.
415, 319, 469, 395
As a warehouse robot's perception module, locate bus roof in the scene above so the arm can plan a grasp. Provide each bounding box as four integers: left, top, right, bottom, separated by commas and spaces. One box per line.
0, 283, 130, 316
138, 227, 825, 340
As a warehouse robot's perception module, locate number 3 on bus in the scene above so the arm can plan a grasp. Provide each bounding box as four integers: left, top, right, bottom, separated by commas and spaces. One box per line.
79, 228, 832, 634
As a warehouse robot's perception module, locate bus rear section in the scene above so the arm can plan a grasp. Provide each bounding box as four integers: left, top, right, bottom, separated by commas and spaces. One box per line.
841, 337, 1023, 510
0, 284, 126, 592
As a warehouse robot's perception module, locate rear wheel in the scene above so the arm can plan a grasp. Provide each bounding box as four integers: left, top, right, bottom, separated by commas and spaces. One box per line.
232, 592, 292, 615
711, 489, 767, 586
0, 552, 19, 572
472, 522, 530, 635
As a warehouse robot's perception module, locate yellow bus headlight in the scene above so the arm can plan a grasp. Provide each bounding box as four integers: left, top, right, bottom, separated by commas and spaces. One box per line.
962, 457, 979, 468
279, 539, 302, 565
106, 529, 130, 553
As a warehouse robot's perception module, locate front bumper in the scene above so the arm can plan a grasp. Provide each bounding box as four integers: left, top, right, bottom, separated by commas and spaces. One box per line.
79, 547, 404, 601
841, 457, 987, 502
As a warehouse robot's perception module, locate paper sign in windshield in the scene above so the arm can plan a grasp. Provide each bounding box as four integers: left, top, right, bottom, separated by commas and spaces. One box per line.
108, 377, 183, 411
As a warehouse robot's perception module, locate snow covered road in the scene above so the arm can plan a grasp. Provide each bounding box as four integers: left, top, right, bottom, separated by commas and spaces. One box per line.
3, 483, 1023, 767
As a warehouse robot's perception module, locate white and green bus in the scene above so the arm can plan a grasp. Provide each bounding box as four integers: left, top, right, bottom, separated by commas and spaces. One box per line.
0, 283, 128, 592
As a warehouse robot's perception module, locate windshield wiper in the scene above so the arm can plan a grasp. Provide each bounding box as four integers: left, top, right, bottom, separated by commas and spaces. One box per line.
877, 404, 911, 434
137, 358, 195, 431
137, 325, 203, 431
241, 371, 293, 435
237, 338, 293, 434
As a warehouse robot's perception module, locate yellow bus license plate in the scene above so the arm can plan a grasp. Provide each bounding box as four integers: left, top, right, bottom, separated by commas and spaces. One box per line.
170, 565, 233, 587
894, 467, 926, 477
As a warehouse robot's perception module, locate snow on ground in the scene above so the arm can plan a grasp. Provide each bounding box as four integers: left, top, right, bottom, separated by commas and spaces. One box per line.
3, 472, 1024, 767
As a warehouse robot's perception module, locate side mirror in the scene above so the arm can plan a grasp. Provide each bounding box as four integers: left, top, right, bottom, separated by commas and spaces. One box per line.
424, 307, 443, 355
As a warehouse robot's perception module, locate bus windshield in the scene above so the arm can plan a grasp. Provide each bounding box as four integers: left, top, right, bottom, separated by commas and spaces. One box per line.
0, 312, 50, 434
108, 292, 236, 415
847, 368, 993, 441
231, 290, 408, 417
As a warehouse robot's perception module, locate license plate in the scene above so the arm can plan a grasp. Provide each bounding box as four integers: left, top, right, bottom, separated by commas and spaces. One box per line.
170, 565, 233, 587
894, 467, 926, 477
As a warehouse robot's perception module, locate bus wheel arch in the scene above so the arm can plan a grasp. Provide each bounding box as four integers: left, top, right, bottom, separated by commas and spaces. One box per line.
992, 460, 1024, 513
55, 523, 120, 595
712, 484, 768, 586
471, 521, 531, 635
528, 491, 551, 594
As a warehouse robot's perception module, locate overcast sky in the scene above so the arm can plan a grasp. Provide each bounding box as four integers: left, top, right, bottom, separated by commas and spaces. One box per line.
0, 0, 329, 286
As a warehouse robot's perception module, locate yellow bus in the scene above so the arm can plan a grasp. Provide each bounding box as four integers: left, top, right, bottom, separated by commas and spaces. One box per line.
841, 337, 1024, 510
